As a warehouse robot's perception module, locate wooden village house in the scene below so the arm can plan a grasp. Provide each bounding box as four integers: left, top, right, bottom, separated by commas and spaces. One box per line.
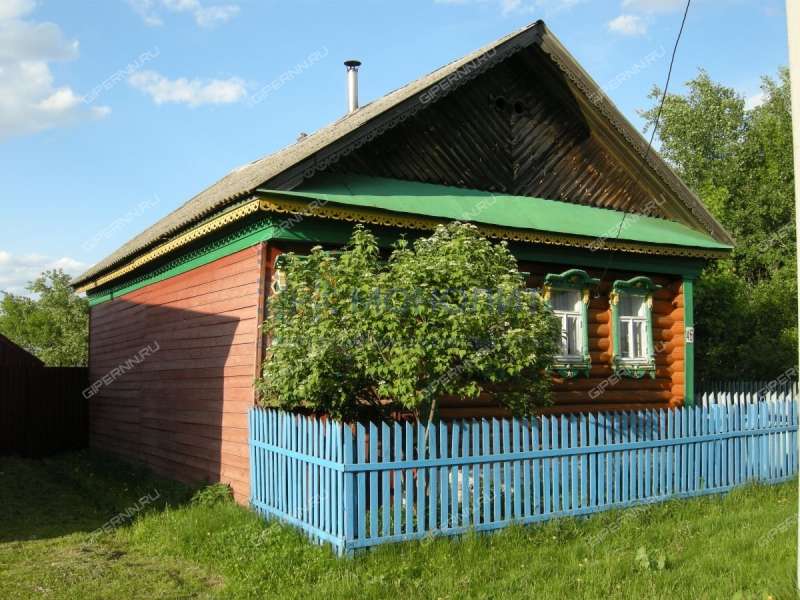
72, 21, 733, 501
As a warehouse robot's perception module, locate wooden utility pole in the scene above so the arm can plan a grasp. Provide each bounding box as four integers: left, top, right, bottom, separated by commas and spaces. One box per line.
787, 0, 800, 590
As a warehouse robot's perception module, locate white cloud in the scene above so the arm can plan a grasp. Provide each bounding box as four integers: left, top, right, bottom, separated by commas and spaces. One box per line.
622, 0, 683, 12
128, 70, 247, 107
745, 91, 767, 110
0, 0, 35, 21
0, 2, 109, 140
0, 251, 86, 296
128, 0, 240, 28
608, 14, 648, 36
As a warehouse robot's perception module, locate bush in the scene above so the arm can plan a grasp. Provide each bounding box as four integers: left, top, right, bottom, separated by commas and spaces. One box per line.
256, 223, 559, 420
191, 483, 234, 507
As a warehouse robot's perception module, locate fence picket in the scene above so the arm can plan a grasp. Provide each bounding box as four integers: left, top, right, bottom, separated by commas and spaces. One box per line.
597, 413, 607, 506
482, 420, 491, 524
542, 416, 551, 514
404, 422, 413, 535
551, 416, 560, 513
502, 419, 512, 521
451, 422, 460, 529
513, 418, 522, 519
393, 422, 402, 537
440, 422, 450, 529
561, 415, 570, 512
460, 420, 470, 527
522, 419, 532, 518
471, 420, 480, 527
417, 423, 428, 534
380, 422, 390, 536
531, 419, 540, 516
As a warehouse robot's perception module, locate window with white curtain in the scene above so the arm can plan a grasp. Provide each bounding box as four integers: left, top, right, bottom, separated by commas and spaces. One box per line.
550, 288, 583, 359
618, 293, 648, 360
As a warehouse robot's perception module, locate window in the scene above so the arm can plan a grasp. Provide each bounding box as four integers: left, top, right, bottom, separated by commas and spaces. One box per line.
543, 269, 599, 378
610, 276, 661, 378
551, 289, 583, 358
618, 293, 647, 360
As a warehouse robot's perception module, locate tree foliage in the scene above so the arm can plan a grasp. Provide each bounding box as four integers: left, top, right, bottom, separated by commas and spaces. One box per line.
257, 223, 560, 419
641, 68, 796, 380
0, 269, 89, 366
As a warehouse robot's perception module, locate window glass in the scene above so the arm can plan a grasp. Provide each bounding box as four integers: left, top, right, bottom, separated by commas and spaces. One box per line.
551, 289, 581, 312
618, 293, 647, 360
551, 289, 583, 358
619, 293, 645, 317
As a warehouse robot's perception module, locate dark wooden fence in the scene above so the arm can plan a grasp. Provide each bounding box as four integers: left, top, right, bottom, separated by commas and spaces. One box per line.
0, 367, 88, 457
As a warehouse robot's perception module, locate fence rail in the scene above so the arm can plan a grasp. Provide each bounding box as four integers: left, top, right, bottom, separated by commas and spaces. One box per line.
249, 399, 798, 555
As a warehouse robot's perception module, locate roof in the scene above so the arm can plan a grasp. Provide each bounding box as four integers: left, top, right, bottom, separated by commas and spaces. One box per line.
73, 20, 733, 289
261, 175, 732, 252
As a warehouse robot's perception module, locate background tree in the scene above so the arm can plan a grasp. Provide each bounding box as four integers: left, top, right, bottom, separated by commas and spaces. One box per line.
641, 68, 796, 380
257, 223, 560, 420
0, 269, 89, 366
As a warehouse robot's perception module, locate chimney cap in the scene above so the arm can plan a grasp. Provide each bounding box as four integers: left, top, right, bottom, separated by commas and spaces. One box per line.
344, 59, 361, 69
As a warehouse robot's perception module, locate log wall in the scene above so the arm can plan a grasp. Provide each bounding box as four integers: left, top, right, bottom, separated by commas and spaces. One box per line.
438, 261, 686, 419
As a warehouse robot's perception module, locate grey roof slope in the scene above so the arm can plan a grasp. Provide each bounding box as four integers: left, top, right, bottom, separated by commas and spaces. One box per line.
73, 21, 732, 288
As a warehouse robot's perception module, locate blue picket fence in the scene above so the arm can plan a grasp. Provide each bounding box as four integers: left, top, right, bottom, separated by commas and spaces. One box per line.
698, 377, 798, 405
249, 399, 798, 555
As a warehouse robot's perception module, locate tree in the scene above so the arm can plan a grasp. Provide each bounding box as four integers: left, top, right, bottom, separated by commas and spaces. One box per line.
641, 68, 796, 381
256, 223, 560, 420
0, 269, 89, 366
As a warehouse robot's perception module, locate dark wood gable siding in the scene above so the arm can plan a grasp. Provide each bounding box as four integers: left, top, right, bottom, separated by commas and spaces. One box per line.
332, 48, 663, 217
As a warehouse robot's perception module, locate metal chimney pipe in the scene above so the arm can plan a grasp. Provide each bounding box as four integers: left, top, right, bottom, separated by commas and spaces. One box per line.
344, 60, 361, 114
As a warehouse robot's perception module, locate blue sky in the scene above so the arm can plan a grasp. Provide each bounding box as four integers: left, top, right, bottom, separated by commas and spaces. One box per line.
0, 0, 789, 295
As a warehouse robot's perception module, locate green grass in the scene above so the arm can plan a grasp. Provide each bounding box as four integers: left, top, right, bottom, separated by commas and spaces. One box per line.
0, 450, 797, 599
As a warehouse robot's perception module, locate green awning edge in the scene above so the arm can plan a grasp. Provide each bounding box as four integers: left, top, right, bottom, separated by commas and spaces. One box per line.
258, 174, 732, 252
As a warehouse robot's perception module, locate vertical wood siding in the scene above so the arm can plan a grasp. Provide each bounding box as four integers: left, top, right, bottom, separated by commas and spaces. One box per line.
88, 245, 264, 502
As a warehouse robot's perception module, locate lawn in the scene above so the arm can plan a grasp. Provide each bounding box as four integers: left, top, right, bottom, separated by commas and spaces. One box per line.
0, 451, 796, 599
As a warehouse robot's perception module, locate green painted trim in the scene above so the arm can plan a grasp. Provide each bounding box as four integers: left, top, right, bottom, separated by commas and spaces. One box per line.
510, 245, 707, 277
543, 268, 600, 290
610, 276, 659, 379
272, 218, 709, 277
552, 364, 591, 379
262, 174, 732, 251
87, 218, 277, 306
683, 277, 695, 407
611, 276, 662, 296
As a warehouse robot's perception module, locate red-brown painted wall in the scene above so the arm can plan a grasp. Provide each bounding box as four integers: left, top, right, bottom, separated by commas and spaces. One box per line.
88, 245, 264, 503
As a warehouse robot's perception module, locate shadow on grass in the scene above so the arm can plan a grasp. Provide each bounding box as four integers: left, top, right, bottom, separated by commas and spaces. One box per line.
0, 449, 196, 543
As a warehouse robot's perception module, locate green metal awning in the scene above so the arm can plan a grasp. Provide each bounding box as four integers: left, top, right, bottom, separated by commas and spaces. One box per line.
259, 175, 731, 252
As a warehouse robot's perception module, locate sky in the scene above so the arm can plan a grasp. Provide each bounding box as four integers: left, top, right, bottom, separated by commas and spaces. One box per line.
0, 0, 790, 295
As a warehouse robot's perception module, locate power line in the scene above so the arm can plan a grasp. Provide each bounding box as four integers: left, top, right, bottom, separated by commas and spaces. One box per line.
597, 0, 692, 286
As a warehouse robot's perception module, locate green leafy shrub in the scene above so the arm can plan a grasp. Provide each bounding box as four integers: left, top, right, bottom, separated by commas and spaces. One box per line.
257, 223, 559, 420
191, 483, 234, 507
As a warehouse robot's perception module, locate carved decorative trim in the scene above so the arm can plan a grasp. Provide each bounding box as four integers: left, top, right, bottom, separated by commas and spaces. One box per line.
259, 196, 730, 259
74, 199, 262, 293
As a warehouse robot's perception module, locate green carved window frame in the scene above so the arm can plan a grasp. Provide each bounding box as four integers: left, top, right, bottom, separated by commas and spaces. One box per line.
543, 269, 599, 379
610, 276, 662, 379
